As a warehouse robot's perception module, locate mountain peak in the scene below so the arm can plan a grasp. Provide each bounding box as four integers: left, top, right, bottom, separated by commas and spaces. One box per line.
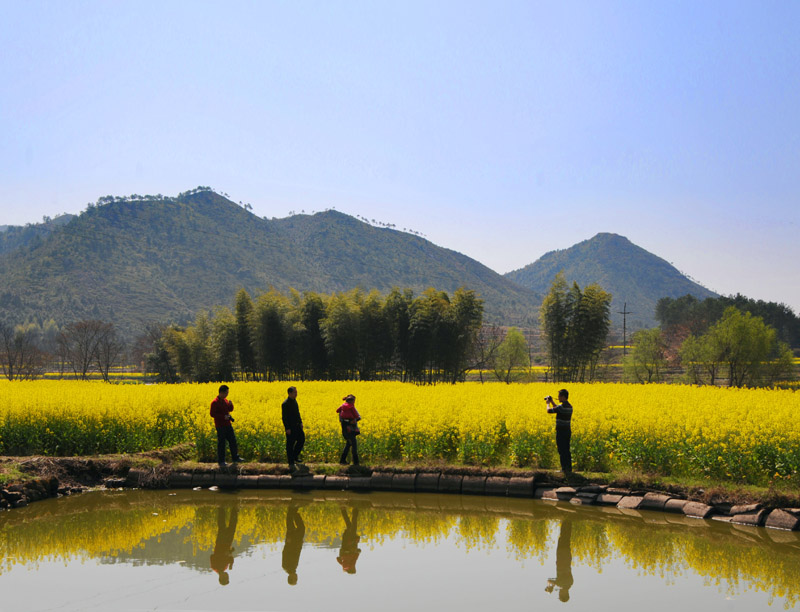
505, 234, 716, 328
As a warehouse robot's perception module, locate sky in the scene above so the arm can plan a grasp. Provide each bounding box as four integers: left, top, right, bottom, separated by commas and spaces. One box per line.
1, 1, 799, 313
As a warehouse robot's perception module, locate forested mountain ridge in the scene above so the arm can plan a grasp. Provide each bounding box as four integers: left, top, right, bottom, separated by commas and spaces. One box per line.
0, 189, 540, 337
0, 213, 76, 256
504, 232, 718, 328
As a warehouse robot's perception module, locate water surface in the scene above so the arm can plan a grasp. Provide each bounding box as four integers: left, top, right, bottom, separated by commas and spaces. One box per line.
1, 489, 799, 611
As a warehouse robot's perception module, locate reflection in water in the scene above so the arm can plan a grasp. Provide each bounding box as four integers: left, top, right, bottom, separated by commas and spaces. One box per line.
545, 519, 573, 602
283, 504, 306, 585
337, 506, 362, 574
1, 490, 800, 609
210, 504, 238, 585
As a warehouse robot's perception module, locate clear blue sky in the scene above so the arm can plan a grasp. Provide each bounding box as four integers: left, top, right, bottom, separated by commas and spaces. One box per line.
2, 1, 798, 313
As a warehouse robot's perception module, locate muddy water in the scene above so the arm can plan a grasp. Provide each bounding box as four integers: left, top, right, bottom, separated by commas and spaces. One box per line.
1, 489, 799, 611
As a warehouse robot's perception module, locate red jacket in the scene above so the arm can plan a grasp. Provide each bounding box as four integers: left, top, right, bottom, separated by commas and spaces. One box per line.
210, 397, 234, 429
336, 402, 360, 422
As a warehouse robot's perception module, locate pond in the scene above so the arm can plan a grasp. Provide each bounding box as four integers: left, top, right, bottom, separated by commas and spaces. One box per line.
1, 489, 799, 611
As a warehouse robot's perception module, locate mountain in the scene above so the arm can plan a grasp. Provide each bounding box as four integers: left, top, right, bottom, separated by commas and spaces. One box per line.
0, 189, 540, 337
0, 214, 76, 256
504, 233, 717, 329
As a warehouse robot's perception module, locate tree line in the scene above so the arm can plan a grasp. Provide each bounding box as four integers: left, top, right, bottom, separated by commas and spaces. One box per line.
0, 319, 125, 381
625, 306, 795, 387
149, 287, 484, 384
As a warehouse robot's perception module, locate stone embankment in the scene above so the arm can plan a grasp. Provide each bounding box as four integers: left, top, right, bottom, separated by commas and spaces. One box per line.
118, 468, 800, 531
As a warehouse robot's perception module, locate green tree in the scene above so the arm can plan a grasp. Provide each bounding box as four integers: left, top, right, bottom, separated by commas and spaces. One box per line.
540, 273, 612, 382
492, 327, 530, 384
252, 290, 290, 381
233, 289, 256, 380
679, 307, 795, 387
623, 327, 667, 383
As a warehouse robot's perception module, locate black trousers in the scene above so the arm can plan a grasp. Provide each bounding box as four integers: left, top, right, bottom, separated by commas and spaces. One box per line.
556, 427, 572, 473
340, 423, 359, 465
286, 428, 305, 465
216, 425, 239, 464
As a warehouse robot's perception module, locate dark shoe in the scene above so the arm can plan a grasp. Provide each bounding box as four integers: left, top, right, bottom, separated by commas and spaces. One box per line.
218, 462, 227, 469
289, 463, 296, 472
233, 457, 244, 463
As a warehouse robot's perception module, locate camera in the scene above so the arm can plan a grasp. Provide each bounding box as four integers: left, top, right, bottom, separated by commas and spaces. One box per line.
544, 395, 552, 402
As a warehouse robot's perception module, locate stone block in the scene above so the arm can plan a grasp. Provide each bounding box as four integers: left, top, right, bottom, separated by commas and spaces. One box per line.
664, 499, 688, 513
765, 509, 800, 531
507, 477, 535, 498
596, 493, 623, 506
462, 476, 487, 495
640, 493, 671, 511
535, 487, 558, 500
730, 503, 762, 515
555, 486, 577, 501
323, 475, 349, 490
731, 509, 768, 527
570, 494, 596, 506
712, 515, 733, 523
438, 474, 463, 494
191, 473, 216, 488
167, 472, 193, 488
617, 496, 643, 510
415, 473, 440, 493
485, 477, 509, 497
578, 485, 605, 494
216, 473, 238, 488
256, 475, 281, 489
277, 475, 293, 488
683, 501, 715, 519
392, 473, 417, 491
237, 475, 259, 489
370, 472, 395, 490
348, 476, 371, 490
606, 487, 632, 495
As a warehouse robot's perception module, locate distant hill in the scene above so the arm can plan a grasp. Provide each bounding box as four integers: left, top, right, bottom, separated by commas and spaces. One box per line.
0, 189, 540, 337
0, 214, 76, 256
504, 233, 717, 329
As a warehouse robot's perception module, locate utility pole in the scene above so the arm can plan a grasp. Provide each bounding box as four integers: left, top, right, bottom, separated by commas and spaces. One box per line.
617, 302, 633, 356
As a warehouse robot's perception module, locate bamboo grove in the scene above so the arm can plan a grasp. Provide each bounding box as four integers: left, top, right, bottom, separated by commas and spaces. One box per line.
151, 287, 484, 384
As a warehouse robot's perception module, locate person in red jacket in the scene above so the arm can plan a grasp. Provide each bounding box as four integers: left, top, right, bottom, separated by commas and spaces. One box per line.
210, 385, 244, 467
336, 394, 361, 465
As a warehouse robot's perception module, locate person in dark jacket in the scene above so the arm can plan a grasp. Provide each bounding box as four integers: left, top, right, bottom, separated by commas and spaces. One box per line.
282, 386, 305, 471
545, 389, 573, 474
210, 385, 244, 468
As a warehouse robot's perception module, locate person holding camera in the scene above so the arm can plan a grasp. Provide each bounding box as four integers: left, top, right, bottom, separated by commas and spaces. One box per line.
545, 389, 573, 475
210, 384, 244, 468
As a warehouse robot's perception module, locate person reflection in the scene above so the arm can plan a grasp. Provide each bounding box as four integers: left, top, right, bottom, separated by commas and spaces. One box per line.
282, 504, 306, 585
210, 504, 238, 586
545, 519, 573, 602
337, 506, 361, 574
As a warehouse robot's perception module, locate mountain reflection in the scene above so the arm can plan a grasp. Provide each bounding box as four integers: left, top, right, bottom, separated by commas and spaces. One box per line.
1, 489, 799, 607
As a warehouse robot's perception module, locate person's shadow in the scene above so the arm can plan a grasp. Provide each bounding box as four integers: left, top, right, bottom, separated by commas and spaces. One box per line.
337, 506, 361, 574
282, 504, 306, 585
210, 503, 239, 586
545, 518, 574, 602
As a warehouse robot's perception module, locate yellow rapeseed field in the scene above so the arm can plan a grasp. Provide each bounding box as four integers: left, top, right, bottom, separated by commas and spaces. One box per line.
0, 380, 798, 485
